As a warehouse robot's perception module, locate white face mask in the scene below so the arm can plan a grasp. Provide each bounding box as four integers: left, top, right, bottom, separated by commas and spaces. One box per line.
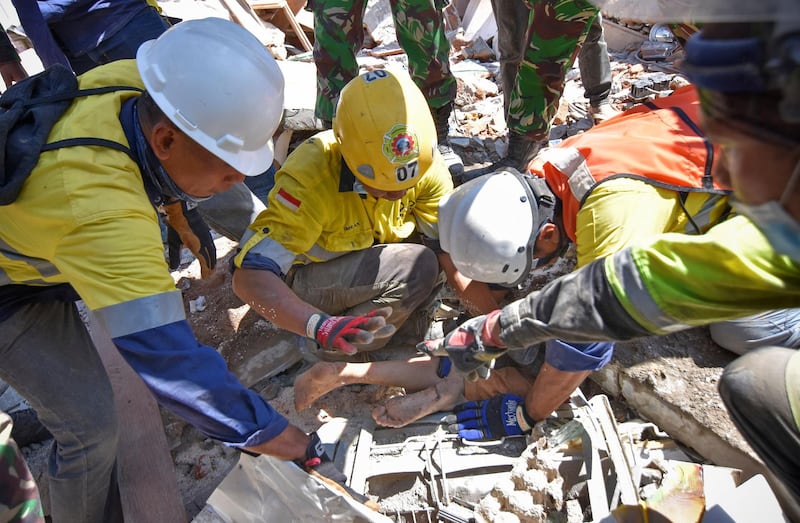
732, 160, 800, 262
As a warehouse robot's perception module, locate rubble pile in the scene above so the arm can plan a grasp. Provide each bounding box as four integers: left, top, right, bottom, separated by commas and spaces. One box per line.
476, 449, 565, 523
2, 2, 789, 521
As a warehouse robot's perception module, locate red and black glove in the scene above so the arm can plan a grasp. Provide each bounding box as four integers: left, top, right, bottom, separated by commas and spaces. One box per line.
307, 306, 396, 355
297, 432, 373, 506
417, 309, 507, 381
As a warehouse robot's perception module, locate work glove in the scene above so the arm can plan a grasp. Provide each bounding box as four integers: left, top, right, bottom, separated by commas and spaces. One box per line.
445, 394, 535, 441
298, 432, 374, 506
417, 310, 507, 381
308, 307, 396, 355
163, 200, 216, 278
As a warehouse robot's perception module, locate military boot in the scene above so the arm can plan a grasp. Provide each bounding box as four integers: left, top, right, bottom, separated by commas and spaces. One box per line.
589, 99, 621, 124
432, 102, 465, 182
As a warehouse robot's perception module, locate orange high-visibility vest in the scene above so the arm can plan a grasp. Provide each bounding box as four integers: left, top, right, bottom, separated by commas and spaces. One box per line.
530, 86, 730, 243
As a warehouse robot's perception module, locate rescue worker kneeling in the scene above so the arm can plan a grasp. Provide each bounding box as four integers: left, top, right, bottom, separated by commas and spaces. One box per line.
0, 19, 360, 523
232, 68, 459, 359
292, 86, 800, 444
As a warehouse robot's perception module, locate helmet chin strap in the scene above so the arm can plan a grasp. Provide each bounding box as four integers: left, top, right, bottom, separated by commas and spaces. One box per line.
518, 173, 569, 270
533, 203, 570, 269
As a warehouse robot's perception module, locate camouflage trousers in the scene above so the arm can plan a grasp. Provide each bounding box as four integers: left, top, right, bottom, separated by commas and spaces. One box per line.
0, 412, 44, 523
311, 0, 456, 122
493, 0, 599, 141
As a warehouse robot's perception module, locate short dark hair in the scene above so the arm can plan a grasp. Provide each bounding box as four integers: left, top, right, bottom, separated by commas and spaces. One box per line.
137, 90, 169, 130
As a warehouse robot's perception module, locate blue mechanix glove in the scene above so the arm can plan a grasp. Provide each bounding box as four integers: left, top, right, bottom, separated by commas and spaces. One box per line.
446, 394, 536, 441
307, 306, 396, 355
164, 200, 216, 278
417, 310, 507, 381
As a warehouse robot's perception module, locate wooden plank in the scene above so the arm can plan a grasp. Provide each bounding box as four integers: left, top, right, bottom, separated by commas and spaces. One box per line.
250, 0, 313, 52
461, 0, 496, 41
220, 0, 276, 45
87, 311, 187, 522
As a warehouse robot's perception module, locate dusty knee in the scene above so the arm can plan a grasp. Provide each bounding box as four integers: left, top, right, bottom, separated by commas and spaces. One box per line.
394, 245, 440, 307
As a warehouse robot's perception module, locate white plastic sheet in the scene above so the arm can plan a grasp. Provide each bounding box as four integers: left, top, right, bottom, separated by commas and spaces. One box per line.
205, 453, 392, 523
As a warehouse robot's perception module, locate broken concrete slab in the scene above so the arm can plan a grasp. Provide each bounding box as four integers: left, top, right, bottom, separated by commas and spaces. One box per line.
589, 328, 763, 481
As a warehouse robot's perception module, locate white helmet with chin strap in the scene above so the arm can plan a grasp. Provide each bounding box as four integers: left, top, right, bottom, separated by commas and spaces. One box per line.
136, 18, 285, 176
438, 168, 557, 287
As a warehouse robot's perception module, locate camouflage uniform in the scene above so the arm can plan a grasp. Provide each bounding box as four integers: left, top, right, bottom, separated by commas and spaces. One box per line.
497, 0, 599, 141
0, 412, 44, 523
311, 0, 456, 123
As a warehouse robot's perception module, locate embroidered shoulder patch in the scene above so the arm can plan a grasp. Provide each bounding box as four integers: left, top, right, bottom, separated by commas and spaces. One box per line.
276, 187, 301, 211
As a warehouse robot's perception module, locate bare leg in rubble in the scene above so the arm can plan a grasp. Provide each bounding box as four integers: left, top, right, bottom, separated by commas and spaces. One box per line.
371, 373, 465, 427
294, 356, 465, 427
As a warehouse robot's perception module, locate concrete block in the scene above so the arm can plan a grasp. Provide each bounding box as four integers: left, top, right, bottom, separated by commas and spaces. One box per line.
588, 328, 763, 481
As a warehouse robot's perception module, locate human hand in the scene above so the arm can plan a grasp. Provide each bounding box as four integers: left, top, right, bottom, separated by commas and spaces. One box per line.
417, 310, 506, 381
309, 307, 396, 355
164, 200, 216, 278
297, 432, 375, 506
446, 394, 534, 441
0, 60, 27, 88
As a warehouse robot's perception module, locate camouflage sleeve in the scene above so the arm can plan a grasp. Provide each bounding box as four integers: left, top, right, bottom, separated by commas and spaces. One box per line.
0, 411, 44, 523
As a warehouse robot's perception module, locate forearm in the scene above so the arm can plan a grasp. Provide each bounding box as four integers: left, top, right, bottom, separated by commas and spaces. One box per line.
114, 320, 289, 447
245, 424, 310, 461
233, 268, 322, 336
524, 364, 591, 421
439, 252, 500, 315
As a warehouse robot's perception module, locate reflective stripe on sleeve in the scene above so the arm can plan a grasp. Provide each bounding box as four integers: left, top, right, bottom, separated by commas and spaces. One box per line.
94, 290, 185, 338
539, 147, 595, 201
604, 249, 690, 334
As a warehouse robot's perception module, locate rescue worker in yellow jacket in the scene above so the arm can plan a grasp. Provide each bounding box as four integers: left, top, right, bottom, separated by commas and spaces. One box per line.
419, 0, 800, 513
0, 19, 372, 522
293, 86, 796, 433
232, 68, 461, 359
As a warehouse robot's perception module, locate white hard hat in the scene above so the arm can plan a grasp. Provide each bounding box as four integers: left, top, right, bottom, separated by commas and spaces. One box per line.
137, 18, 285, 176
439, 169, 555, 287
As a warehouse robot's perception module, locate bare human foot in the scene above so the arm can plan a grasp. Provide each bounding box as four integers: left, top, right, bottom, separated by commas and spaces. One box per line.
293, 361, 346, 411
372, 377, 464, 428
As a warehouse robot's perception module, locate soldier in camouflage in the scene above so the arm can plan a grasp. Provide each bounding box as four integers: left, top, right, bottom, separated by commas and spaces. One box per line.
471, 0, 605, 179
0, 411, 44, 523
310, 0, 464, 179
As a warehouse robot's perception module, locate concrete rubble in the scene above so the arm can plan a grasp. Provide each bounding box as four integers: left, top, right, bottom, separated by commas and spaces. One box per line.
0, 0, 792, 521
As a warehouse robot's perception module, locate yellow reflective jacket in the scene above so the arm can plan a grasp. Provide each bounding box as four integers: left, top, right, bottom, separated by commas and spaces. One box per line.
235, 130, 453, 274
0, 60, 177, 318
499, 215, 800, 346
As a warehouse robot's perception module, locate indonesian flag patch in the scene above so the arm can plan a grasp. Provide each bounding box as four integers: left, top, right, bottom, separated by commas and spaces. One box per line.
276, 188, 302, 211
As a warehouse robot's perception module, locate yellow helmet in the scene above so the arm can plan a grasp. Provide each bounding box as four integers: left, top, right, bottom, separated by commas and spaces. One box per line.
333, 69, 437, 192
